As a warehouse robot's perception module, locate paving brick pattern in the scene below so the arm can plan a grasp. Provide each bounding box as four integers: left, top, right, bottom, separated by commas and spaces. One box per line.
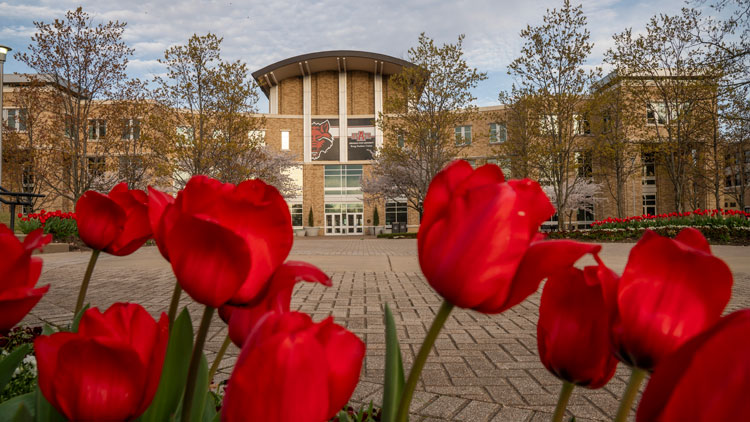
21, 239, 750, 421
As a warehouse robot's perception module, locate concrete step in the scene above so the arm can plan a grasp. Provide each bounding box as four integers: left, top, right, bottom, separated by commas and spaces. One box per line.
16, 233, 70, 254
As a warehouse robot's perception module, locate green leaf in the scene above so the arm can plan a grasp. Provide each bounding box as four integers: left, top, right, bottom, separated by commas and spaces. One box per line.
190, 355, 210, 422
140, 307, 194, 422
11, 403, 33, 422
0, 343, 32, 392
338, 410, 350, 422
0, 392, 35, 421
34, 384, 66, 422
41, 325, 55, 336
381, 303, 405, 422
70, 303, 90, 332
201, 389, 217, 422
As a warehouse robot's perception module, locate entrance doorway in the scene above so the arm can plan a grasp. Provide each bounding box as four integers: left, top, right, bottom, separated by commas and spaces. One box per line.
325, 203, 364, 235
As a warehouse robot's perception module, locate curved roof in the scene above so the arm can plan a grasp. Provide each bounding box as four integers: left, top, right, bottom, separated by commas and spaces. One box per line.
252, 50, 414, 97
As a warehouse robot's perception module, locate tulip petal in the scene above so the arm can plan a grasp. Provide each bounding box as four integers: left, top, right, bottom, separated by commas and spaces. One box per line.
76, 190, 126, 250
419, 160, 474, 247
315, 319, 366, 419
34, 332, 79, 413
0, 285, 50, 332
477, 240, 601, 313
166, 215, 251, 308
538, 267, 617, 389
223, 326, 329, 422
636, 310, 750, 422
614, 231, 733, 369
148, 187, 175, 260
674, 227, 711, 254
52, 338, 146, 421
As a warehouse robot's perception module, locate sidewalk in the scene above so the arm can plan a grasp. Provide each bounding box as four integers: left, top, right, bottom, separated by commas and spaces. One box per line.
22, 239, 750, 421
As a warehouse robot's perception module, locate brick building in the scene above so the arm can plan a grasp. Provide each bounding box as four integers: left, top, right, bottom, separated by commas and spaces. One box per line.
2, 51, 732, 233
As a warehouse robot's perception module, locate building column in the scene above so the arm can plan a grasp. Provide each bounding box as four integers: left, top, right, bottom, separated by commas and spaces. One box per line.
269, 85, 279, 114
303, 75, 311, 162
374, 73, 383, 149
339, 71, 348, 162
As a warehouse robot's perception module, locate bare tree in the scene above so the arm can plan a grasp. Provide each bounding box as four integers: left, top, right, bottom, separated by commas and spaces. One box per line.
17, 7, 134, 202
504, 0, 600, 229
606, 8, 718, 212
723, 86, 750, 209
588, 82, 643, 218
150, 33, 272, 188
495, 93, 538, 179
363, 33, 486, 219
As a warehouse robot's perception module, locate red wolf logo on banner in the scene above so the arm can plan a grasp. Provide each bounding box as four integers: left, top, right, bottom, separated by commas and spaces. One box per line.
311, 120, 334, 160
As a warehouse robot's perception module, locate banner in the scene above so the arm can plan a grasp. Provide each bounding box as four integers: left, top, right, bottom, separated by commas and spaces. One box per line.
311, 119, 340, 161
347, 118, 376, 161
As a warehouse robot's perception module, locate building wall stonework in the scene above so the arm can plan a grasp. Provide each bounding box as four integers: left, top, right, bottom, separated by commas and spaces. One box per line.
347, 71, 374, 116
279, 77, 303, 115
302, 163, 325, 234
311, 71, 338, 115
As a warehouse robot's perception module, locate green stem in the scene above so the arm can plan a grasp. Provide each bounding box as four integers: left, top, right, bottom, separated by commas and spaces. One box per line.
552, 382, 575, 422
614, 367, 648, 422
74, 249, 100, 316
395, 300, 454, 422
208, 334, 232, 383
167, 281, 182, 328
181, 306, 215, 422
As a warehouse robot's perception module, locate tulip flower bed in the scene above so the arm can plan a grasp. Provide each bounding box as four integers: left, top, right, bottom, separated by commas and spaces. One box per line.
591, 209, 750, 229
16, 210, 78, 242
548, 225, 750, 245
1, 160, 749, 422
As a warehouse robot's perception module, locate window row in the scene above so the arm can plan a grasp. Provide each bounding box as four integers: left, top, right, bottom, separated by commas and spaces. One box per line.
324, 165, 363, 195
454, 123, 507, 146
2, 108, 27, 131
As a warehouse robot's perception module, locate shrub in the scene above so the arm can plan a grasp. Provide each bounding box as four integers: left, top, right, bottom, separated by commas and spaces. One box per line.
16, 210, 78, 242
547, 226, 750, 245
0, 326, 43, 402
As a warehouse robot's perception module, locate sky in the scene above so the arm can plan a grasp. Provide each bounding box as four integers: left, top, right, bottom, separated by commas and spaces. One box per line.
0, 0, 722, 111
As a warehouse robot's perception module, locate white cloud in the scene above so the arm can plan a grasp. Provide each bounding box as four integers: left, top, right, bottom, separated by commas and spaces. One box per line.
1, 0, 720, 105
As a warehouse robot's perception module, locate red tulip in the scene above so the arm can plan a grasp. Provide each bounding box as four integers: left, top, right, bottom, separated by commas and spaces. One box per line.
147, 186, 175, 261
221, 312, 365, 422
594, 228, 732, 370
537, 266, 618, 388
636, 309, 750, 421
418, 160, 601, 313
0, 225, 51, 332
164, 176, 293, 307
34, 303, 168, 421
75, 183, 152, 256
222, 261, 332, 347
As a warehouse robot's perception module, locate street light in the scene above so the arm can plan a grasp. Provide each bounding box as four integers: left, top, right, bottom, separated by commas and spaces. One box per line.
0, 44, 11, 188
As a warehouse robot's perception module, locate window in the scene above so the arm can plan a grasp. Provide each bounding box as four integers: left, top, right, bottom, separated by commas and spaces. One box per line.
540, 114, 558, 135
489, 123, 506, 144
249, 130, 265, 146
290, 204, 303, 227
3, 108, 27, 131
647, 103, 682, 125
177, 126, 194, 145
455, 126, 472, 145
643, 194, 656, 216
726, 175, 733, 187
88, 119, 107, 139
397, 134, 405, 148
121, 119, 141, 140
324, 165, 363, 196
576, 151, 593, 178
385, 200, 408, 227
118, 156, 144, 180
642, 152, 656, 185
466, 159, 478, 169
281, 131, 290, 150
87, 157, 105, 179
576, 206, 595, 225
574, 114, 590, 135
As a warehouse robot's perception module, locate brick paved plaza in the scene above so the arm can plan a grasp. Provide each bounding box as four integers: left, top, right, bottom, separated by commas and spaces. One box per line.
21, 239, 750, 421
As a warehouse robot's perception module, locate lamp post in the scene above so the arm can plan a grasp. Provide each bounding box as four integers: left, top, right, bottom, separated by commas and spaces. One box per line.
0, 44, 11, 188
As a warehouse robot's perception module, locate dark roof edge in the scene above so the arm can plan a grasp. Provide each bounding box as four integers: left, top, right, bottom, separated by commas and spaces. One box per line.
251, 50, 414, 81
